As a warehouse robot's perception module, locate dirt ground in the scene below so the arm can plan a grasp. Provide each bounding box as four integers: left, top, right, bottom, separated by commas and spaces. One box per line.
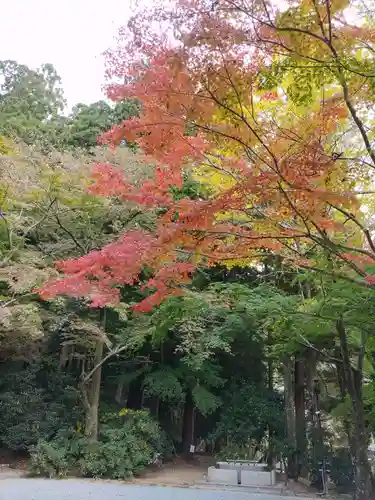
129, 457, 324, 498
130, 456, 213, 487
0, 449, 212, 485
0, 449, 28, 478
130, 456, 319, 496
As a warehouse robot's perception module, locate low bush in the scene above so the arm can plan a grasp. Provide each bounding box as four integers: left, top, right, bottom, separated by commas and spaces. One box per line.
0, 362, 82, 451
29, 409, 170, 480
29, 439, 71, 478
329, 448, 355, 493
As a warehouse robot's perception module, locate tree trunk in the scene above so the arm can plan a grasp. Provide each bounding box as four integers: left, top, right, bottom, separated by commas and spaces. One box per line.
283, 356, 298, 479
306, 350, 325, 488
335, 358, 355, 456
84, 338, 104, 441
60, 344, 69, 368
115, 379, 124, 405
295, 358, 307, 477
83, 309, 106, 442
337, 318, 372, 500
126, 375, 144, 409
355, 447, 373, 500
181, 389, 195, 460
306, 350, 317, 412
150, 396, 160, 420
267, 330, 275, 468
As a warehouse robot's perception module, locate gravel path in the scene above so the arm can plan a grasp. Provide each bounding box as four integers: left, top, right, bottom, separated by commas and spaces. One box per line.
0, 479, 312, 500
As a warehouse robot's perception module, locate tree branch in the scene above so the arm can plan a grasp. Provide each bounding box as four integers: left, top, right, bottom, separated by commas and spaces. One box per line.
83, 347, 150, 383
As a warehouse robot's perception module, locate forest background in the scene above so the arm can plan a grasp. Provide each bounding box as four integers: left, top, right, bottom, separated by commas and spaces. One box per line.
1, 1, 375, 500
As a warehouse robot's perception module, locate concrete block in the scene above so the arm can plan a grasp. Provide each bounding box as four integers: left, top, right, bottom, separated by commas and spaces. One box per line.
241, 468, 276, 486
207, 466, 239, 485
270, 469, 276, 485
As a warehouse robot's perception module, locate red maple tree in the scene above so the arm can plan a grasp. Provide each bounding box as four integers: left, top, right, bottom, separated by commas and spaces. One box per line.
38, 0, 375, 310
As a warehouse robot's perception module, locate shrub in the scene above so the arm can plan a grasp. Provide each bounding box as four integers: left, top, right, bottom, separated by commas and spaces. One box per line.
0, 362, 82, 451
29, 440, 70, 478
29, 409, 169, 480
78, 432, 149, 479
329, 448, 355, 493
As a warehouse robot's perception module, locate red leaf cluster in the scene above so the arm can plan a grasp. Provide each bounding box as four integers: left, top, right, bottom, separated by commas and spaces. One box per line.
37, 231, 156, 307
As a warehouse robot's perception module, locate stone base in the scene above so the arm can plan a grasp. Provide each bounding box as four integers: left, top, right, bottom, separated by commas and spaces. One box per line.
207, 462, 276, 487
207, 466, 238, 485
241, 468, 276, 486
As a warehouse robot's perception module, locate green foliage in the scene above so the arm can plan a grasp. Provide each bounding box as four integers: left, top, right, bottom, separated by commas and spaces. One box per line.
65, 101, 114, 149
215, 442, 261, 462
365, 377, 375, 433
29, 439, 71, 478
0, 361, 82, 451
192, 385, 221, 416
144, 368, 183, 403
0, 135, 11, 154
329, 448, 356, 493
60, 99, 140, 151
0, 60, 65, 144
0, 59, 139, 152
170, 175, 208, 200
29, 410, 169, 480
212, 384, 285, 447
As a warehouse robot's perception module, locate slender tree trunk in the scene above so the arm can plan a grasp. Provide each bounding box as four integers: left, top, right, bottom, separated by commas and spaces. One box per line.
84, 338, 104, 441
181, 389, 195, 460
60, 344, 69, 367
295, 358, 307, 477
267, 330, 275, 468
283, 356, 297, 479
67, 351, 74, 371
126, 375, 144, 409
306, 351, 317, 411
306, 350, 324, 486
83, 309, 106, 442
335, 358, 355, 455
337, 318, 372, 500
115, 379, 124, 405
154, 397, 160, 420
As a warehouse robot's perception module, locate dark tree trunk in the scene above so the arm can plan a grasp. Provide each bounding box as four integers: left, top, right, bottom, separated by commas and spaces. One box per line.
337, 318, 372, 500
306, 350, 325, 489
181, 389, 195, 460
126, 376, 144, 409
267, 330, 275, 468
148, 396, 160, 419
283, 356, 298, 479
60, 344, 69, 368
306, 351, 317, 412
335, 359, 355, 456
295, 358, 307, 477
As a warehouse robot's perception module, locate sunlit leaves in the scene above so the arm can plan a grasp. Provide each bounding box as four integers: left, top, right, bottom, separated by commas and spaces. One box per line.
37, 0, 375, 310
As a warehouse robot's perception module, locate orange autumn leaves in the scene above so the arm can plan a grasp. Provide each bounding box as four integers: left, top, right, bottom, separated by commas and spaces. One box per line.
38, 0, 375, 309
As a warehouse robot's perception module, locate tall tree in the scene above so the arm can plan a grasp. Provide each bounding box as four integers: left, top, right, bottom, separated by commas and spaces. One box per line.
0, 60, 65, 143
40, 0, 375, 316
61, 99, 140, 151
36, 3, 375, 496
